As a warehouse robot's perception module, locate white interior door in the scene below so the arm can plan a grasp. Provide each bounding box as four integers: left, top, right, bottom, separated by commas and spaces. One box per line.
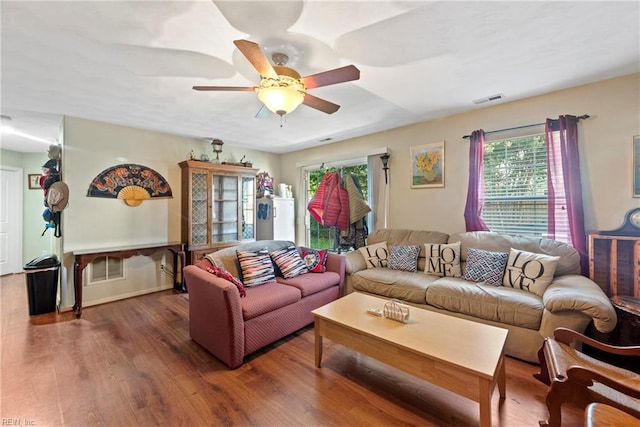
0, 166, 23, 275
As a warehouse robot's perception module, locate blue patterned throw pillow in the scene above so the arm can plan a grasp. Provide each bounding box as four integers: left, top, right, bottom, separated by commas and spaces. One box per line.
462, 248, 508, 286
388, 245, 420, 272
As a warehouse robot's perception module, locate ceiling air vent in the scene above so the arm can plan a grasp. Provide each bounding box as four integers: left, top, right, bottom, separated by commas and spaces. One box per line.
472, 93, 504, 105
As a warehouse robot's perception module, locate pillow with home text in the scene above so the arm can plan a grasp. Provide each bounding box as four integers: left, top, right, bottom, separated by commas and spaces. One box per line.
424, 242, 462, 277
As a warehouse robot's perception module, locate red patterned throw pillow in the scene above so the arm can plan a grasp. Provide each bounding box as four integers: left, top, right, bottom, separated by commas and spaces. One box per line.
302, 248, 329, 273
205, 265, 247, 297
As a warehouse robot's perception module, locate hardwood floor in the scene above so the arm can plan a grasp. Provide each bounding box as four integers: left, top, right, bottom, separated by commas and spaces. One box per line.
1, 273, 583, 426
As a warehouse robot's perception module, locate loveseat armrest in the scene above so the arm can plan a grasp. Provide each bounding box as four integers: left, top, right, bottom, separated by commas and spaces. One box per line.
325, 252, 346, 295
345, 250, 366, 275
543, 274, 617, 333
183, 264, 245, 368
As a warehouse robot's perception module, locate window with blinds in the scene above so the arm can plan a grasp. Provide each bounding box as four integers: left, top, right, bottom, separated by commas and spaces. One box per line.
482, 134, 549, 238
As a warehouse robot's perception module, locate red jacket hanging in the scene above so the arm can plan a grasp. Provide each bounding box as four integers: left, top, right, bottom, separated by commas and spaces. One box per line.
307, 172, 350, 231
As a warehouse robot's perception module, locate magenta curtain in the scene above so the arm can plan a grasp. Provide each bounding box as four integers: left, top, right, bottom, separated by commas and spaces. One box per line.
464, 130, 490, 232
545, 115, 588, 274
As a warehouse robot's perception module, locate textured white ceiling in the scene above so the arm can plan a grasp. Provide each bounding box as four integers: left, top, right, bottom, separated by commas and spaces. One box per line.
1, 1, 639, 154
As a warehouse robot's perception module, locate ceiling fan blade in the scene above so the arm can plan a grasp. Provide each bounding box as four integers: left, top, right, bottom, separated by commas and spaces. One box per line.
255, 104, 271, 119
193, 86, 256, 92
301, 65, 360, 89
233, 39, 278, 79
302, 93, 340, 114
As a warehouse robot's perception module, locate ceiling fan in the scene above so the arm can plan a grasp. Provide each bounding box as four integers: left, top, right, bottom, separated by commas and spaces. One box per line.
193, 39, 360, 117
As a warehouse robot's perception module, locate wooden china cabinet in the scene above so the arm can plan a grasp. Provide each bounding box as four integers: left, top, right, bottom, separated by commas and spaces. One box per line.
179, 160, 259, 264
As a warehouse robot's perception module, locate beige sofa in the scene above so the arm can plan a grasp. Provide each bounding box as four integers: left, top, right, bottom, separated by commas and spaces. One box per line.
345, 229, 617, 363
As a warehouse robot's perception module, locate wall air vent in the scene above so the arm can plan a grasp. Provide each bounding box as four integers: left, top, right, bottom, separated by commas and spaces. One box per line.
472, 93, 504, 105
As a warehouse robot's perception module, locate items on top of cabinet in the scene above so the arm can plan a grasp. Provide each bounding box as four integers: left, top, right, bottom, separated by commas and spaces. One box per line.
256, 171, 274, 198
211, 138, 224, 163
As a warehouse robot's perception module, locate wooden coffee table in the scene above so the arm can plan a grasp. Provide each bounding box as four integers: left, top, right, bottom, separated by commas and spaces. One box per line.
311, 292, 508, 427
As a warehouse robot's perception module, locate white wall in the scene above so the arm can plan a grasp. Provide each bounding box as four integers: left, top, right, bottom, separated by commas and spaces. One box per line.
59, 117, 279, 310
281, 73, 640, 242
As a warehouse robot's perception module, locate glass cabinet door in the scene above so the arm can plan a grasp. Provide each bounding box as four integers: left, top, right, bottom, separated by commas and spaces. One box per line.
211, 174, 239, 242
241, 176, 256, 240
190, 171, 208, 246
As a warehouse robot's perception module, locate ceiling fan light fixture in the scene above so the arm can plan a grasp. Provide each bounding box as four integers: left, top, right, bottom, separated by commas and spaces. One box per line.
258, 85, 305, 117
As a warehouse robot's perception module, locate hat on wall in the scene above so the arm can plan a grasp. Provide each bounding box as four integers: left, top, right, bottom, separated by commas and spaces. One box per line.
47, 144, 61, 160
47, 181, 69, 213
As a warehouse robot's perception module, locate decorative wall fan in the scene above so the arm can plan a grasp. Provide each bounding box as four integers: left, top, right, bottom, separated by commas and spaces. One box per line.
193, 39, 360, 117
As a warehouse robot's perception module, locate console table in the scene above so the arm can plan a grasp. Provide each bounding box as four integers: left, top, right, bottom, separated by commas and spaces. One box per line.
73, 242, 185, 318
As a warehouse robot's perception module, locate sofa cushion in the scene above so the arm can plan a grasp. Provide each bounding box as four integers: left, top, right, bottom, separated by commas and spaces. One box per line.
503, 248, 559, 297
388, 245, 420, 272
241, 282, 301, 320
276, 271, 341, 297
351, 268, 439, 304
237, 249, 276, 287
270, 245, 309, 279
424, 242, 462, 277
301, 248, 329, 273
358, 241, 389, 268
461, 248, 508, 286
426, 278, 543, 330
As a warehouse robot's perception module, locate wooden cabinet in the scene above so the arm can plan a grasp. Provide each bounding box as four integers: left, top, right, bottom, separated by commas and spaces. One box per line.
179, 160, 258, 264
588, 232, 640, 297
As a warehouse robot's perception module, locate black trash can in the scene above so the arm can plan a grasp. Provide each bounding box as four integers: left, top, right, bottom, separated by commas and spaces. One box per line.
24, 254, 60, 315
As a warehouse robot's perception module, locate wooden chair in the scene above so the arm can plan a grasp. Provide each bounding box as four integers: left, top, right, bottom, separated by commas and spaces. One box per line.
534, 327, 640, 427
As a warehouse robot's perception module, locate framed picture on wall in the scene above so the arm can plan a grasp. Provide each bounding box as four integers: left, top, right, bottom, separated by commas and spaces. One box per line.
410, 141, 445, 188
634, 135, 640, 198
28, 174, 41, 190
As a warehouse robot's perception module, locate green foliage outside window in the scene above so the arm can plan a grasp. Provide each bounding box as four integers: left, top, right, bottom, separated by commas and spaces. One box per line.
482, 134, 548, 237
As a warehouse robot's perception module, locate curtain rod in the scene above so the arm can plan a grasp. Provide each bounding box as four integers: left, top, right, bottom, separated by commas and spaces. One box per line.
462, 114, 590, 139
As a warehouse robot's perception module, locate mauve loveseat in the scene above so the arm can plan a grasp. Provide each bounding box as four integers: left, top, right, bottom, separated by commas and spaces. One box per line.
184, 240, 345, 369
